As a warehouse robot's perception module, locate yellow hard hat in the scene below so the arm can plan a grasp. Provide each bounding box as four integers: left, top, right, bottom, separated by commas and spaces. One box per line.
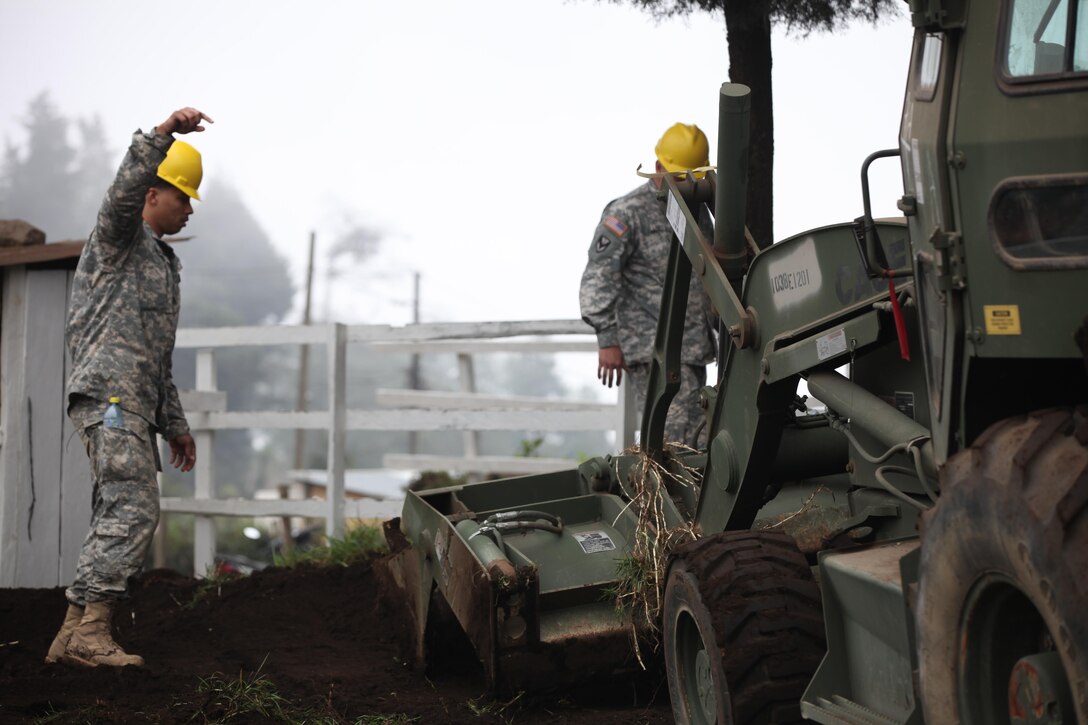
157, 140, 203, 200
655, 123, 709, 173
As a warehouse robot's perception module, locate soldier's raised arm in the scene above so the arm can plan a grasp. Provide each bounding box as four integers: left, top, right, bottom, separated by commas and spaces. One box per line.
92, 108, 212, 266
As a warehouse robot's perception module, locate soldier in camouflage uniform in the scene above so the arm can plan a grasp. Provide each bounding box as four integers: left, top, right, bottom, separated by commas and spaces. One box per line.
46, 107, 212, 669
579, 123, 715, 447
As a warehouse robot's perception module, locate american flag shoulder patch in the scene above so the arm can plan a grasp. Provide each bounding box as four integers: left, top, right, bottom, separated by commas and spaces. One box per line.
603, 215, 628, 237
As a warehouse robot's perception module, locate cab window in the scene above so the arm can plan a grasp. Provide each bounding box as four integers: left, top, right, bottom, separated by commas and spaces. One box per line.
991, 177, 1088, 268
1004, 0, 1087, 77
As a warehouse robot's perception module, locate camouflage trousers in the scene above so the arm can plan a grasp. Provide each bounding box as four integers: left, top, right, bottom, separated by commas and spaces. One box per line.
627, 363, 707, 448
66, 396, 161, 606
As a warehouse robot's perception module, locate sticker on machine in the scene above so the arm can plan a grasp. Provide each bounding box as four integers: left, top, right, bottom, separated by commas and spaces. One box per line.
816, 328, 848, 361
983, 305, 1021, 335
766, 237, 822, 310
573, 530, 617, 554
666, 191, 687, 242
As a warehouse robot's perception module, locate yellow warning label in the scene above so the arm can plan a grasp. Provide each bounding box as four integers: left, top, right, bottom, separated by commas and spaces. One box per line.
983, 305, 1022, 335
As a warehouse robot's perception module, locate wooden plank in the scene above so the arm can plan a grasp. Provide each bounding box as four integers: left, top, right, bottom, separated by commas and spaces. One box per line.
160, 497, 330, 517
0, 240, 84, 268
176, 320, 594, 350
382, 453, 577, 475
178, 390, 227, 412
376, 388, 614, 412
198, 411, 329, 430
175, 324, 330, 348
343, 498, 403, 520
60, 268, 92, 586
20, 270, 68, 586
0, 268, 28, 587
158, 496, 403, 521
347, 319, 593, 343
342, 409, 614, 432
366, 339, 598, 354
196, 408, 614, 432
457, 354, 480, 473
193, 350, 217, 577
325, 324, 346, 539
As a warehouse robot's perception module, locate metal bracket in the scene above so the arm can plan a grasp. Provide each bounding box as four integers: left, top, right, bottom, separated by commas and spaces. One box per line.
930, 227, 966, 291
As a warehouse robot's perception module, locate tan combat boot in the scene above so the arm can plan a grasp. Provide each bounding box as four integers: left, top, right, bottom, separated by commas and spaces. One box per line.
61, 600, 144, 668
44, 603, 84, 664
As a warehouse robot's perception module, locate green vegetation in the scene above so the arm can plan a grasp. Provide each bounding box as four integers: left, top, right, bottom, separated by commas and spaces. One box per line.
467, 692, 524, 723
194, 659, 289, 722
273, 524, 387, 569
32, 703, 115, 725
184, 658, 418, 725
172, 567, 242, 611
516, 436, 544, 458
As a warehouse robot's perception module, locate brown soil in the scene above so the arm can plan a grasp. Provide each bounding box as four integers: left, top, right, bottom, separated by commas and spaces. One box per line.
0, 558, 671, 724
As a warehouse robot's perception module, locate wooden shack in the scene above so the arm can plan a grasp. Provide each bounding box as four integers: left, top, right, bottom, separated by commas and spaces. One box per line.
0, 220, 90, 588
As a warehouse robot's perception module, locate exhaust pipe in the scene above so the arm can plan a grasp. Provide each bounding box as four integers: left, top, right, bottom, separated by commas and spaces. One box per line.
714, 83, 751, 283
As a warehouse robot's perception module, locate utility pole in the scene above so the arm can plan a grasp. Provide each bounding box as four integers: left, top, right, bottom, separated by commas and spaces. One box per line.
283, 231, 316, 551
294, 231, 317, 469
408, 271, 421, 454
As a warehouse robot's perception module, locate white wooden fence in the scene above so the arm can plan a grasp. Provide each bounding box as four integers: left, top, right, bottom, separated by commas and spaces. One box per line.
162, 319, 636, 575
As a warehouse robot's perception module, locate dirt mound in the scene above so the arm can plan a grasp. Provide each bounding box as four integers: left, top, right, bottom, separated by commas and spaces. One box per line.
0, 557, 670, 724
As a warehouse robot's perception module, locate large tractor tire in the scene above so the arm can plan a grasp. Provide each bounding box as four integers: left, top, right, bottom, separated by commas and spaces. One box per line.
662, 530, 825, 725
916, 406, 1088, 724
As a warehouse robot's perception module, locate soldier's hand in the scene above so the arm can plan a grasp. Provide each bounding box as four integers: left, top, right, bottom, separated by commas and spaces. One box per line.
169, 433, 197, 473
598, 346, 627, 388
155, 108, 214, 136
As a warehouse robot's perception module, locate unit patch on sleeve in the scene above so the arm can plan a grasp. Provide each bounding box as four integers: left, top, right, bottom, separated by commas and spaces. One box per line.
603, 215, 628, 237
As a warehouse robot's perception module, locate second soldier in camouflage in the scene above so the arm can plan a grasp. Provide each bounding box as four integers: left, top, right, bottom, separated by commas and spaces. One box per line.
579, 123, 716, 447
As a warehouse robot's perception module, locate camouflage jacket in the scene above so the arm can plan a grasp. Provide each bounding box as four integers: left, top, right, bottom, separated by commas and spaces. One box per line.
66, 130, 189, 440
579, 181, 715, 365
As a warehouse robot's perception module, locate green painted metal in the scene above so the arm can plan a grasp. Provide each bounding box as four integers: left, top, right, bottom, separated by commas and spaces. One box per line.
763, 309, 881, 384
807, 369, 936, 477
714, 83, 753, 272
801, 540, 923, 724
387, 470, 644, 689
385, 0, 1088, 716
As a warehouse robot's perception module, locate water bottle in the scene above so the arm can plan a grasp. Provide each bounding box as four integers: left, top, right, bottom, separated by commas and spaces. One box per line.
103, 396, 124, 429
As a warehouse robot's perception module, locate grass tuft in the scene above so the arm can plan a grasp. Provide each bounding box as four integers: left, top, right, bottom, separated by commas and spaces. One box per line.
467, 692, 524, 723
184, 657, 418, 724
605, 444, 700, 667
194, 656, 289, 722
32, 703, 114, 725
273, 524, 387, 569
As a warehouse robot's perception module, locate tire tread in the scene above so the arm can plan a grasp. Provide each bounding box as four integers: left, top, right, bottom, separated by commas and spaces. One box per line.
671, 530, 825, 724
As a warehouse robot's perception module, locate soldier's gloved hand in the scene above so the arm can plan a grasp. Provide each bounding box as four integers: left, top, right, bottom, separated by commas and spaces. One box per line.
155, 108, 214, 136
169, 433, 197, 473
598, 346, 627, 388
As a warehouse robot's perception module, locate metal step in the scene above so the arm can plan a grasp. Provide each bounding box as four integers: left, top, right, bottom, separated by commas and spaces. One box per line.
803, 694, 901, 725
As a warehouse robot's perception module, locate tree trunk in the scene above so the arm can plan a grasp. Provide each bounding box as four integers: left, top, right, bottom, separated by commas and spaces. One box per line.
723, 0, 774, 249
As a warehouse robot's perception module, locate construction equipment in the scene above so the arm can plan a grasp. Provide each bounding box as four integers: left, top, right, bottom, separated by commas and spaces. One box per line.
381, 0, 1088, 721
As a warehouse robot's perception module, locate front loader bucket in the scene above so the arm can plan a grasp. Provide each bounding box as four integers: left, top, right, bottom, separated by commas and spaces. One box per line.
379, 469, 650, 694
374, 519, 430, 672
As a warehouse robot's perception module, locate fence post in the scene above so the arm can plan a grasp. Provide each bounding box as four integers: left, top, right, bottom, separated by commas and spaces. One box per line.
456, 353, 481, 482
193, 348, 217, 577
325, 323, 346, 539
